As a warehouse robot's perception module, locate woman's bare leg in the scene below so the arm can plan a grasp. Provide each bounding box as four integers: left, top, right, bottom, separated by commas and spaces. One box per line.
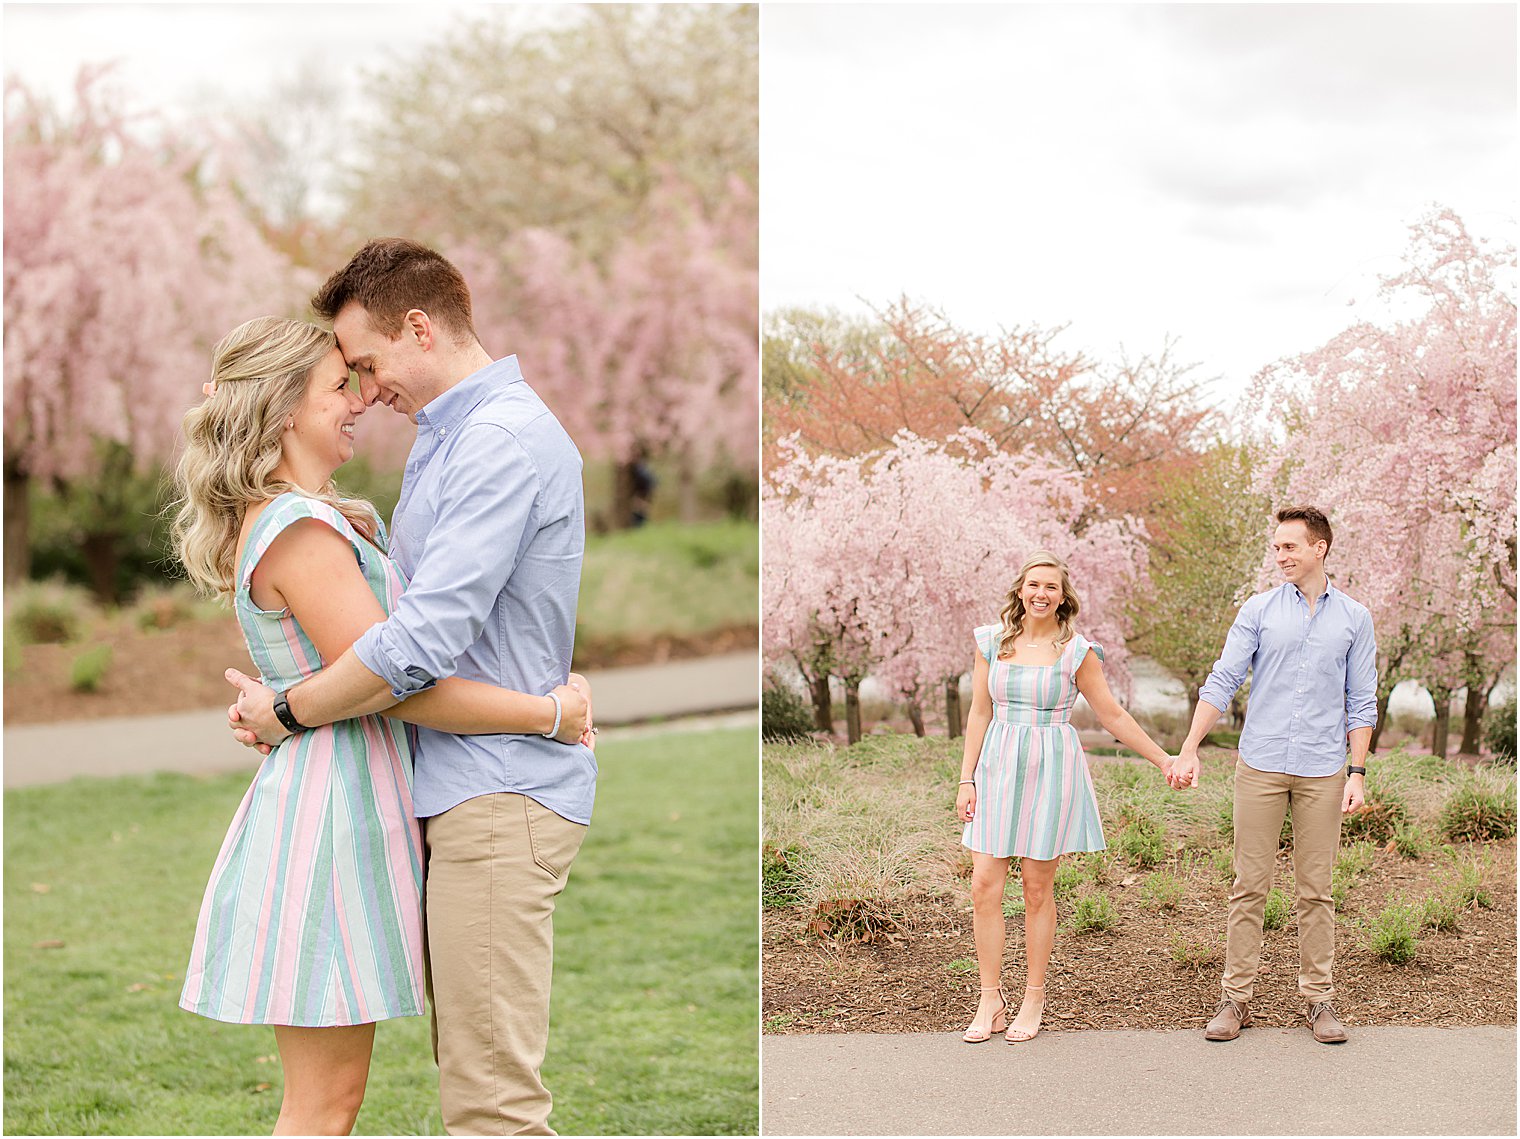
1010, 855, 1060, 1039
966, 851, 1013, 1033
271, 1022, 375, 1136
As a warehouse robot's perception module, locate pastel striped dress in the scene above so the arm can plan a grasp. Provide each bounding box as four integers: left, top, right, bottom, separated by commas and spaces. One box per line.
962, 624, 1107, 860
180, 493, 426, 1026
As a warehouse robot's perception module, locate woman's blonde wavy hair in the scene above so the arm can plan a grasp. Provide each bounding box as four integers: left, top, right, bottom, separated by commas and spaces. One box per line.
995, 550, 1081, 659
170, 316, 379, 604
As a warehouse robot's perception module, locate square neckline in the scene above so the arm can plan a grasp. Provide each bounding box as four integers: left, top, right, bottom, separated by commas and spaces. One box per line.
996, 639, 1073, 669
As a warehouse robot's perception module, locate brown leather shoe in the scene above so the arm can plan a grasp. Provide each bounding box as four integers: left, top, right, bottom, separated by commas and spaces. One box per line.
1204, 998, 1252, 1041
1308, 1000, 1348, 1043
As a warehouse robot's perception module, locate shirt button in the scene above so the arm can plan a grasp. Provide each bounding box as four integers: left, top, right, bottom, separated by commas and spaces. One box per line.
439, 427, 448, 438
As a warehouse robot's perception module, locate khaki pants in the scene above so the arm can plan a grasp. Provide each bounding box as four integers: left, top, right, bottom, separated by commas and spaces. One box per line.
423, 792, 587, 1136
1223, 759, 1343, 1004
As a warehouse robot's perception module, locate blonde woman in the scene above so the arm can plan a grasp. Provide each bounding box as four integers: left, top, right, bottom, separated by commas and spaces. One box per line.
171, 316, 591, 1135
955, 552, 1173, 1044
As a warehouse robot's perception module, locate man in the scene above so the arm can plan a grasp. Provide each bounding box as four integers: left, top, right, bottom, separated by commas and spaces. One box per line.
1170, 505, 1376, 1045
227, 238, 596, 1134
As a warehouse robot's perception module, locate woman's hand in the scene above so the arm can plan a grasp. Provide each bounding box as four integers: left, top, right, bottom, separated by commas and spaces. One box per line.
552, 680, 590, 744
957, 781, 977, 823
568, 672, 596, 750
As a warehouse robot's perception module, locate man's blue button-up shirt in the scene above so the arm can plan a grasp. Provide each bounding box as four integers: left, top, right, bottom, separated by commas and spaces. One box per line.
353, 355, 597, 824
1198, 580, 1378, 778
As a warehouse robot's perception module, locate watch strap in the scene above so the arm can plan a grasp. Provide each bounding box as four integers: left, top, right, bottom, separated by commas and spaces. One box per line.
1346, 765, 1367, 776
272, 690, 308, 734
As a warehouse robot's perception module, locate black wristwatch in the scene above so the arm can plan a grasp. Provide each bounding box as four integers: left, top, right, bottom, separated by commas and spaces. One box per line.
272, 690, 309, 734
1346, 765, 1366, 777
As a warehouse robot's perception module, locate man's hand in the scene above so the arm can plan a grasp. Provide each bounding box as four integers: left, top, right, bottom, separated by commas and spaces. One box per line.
1169, 750, 1200, 790
225, 668, 291, 749
1342, 772, 1365, 814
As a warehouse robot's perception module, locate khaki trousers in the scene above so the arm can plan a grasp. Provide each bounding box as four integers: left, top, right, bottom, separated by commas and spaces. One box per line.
423, 792, 587, 1136
1223, 759, 1343, 1004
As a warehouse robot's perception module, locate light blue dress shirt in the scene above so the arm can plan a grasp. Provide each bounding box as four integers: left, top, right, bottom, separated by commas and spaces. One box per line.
353, 355, 597, 824
1198, 580, 1378, 778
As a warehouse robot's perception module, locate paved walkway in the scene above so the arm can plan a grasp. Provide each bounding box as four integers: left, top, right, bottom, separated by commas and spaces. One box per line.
762, 1026, 1518, 1135
3, 651, 756, 788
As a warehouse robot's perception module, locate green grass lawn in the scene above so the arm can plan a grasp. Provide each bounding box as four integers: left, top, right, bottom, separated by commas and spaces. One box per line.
577, 519, 758, 645
4, 727, 758, 1135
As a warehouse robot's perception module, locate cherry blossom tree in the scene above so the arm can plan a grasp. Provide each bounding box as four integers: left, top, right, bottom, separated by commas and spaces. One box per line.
4, 68, 301, 594
764, 430, 1146, 741
462, 177, 758, 527
1251, 208, 1516, 751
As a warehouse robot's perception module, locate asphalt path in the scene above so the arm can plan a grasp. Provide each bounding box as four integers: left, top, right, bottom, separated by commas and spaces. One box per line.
2, 650, 757, 787
761, 1025, 1518, 1135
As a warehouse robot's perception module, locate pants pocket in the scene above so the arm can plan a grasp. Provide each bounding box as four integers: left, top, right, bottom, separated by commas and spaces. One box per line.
522, 796, 587, 879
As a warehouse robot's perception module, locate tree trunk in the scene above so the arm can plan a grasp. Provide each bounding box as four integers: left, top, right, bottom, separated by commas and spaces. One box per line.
844, 677, 862, 745
945, 677, 963, 740
677, 455, 700, 523
3, 460, 29, 586
907, 698, 926, 738
1429, 687, 1452, 759
809, 674, 833, 732
611, 460, 637, 529
1370, 688, 1393, 753
81, 532, 122, 607
1459, 685, 1487, 756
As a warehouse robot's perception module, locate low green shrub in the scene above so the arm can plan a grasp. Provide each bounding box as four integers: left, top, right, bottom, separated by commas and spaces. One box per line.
1421, 893, 1460, 932
1068, 890, 1118, 933
1390, 820, 1428, 860
1002, 896, 1025, 918
945, 957, 976, 975
1364, 900, 1421, 964
1169, 934, 1221, 967
1053, 859, 1086, 898
1263, 886, 1292, 931
1117, 818, 1167, 869
1335, 841, 1378, 881
1443, 853, 1493, 910
1485, 696, 1516, 766
762, 679, 816, 743
1140, 870, 1185, 911
762, 843, 804, 908
1211, 847, 1235, 883
1341, 791, 1408, 844
7, 580, 89, 644
1438, 774, 1517, 842
69, 644, 113, 693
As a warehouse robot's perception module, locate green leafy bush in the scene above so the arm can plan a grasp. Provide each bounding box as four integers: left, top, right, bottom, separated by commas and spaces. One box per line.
1117, 817, 1167, 869
1263, 886, 1292, 930
762, 680, 815, 743
1390, 820, 1428, 859
1485, 696, 1516, 766
1169, 934, 1221, 967
69, 644, 113, 693
1421, 893, 1460, 932
1068, 890, 1118, 933
7, 580, 89, 644
1364, 901, 1421, 964
1438, 775, 1517, 842
1341, 778, 1408, 844
1140, 870, 1185, 911
1053, 859, 1086, 898
1443, 853, 1493, 910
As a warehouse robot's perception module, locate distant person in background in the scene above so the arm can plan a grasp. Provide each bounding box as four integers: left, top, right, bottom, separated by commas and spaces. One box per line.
1172, 505, 1376, 1045
224, 239, 600, 1134
956, 551, 1176, 1045
630, 451, 657, 527
171, 314, 590, 1134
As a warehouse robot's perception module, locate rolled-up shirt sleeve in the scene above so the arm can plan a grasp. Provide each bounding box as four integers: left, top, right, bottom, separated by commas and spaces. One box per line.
1345, 609, 1379, 732
1198, 599, 1260, 713
354, 424, 539, 699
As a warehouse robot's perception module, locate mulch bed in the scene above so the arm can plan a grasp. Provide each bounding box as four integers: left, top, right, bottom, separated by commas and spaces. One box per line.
763, 839, 1517, 1034
4, 616, 757, 725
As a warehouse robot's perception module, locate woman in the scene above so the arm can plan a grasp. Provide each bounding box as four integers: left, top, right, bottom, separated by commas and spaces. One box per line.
170, 316, 592, 1134
955, 551, 1172, 1044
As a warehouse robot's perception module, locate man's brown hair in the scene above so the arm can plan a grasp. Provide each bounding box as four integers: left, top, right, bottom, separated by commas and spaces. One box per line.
1276, 505, 1333, 558
312, 238, 477, 345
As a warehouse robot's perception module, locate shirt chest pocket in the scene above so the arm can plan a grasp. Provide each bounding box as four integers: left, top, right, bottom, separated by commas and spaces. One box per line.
1315, 629, 1355, 676
393, 500, 436, 555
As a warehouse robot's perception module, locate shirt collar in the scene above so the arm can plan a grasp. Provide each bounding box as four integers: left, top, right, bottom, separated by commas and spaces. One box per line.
1287, 577, 1334, 604
415, 355, 523, 431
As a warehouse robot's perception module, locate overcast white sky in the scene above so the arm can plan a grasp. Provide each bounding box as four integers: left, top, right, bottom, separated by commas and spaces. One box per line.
761, 3, 1517, 410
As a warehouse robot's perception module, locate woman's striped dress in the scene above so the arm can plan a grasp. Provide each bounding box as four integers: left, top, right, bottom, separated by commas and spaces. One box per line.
180, 493, 425, 1026
962, 624, 1107, 860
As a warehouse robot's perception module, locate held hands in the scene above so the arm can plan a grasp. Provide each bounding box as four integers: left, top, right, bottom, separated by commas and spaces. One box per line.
1342, 773, 1365, 814
956, 781, 976, 823
226, 668, 285, 755
1167, 750, 1200, 791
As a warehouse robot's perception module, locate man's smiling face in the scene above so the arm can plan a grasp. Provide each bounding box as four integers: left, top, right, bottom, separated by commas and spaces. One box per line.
334, 302, 435, 420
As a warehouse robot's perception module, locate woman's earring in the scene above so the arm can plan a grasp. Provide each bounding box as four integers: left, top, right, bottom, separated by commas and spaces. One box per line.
286, 419, 294, 430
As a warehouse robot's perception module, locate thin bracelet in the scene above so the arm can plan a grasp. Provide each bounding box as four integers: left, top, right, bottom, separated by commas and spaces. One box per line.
958, 779, 976, 785
542, 691, 563, 738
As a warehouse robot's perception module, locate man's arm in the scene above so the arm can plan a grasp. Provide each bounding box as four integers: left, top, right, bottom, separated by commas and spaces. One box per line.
228, 650, 396, 748
1173, 600, 1261, 787
1342, 609, 1379, 813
